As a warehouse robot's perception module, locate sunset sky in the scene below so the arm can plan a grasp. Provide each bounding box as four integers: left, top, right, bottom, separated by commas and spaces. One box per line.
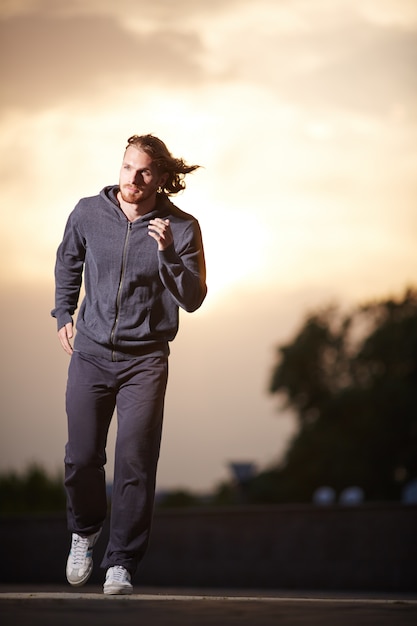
1, 0, 416, 492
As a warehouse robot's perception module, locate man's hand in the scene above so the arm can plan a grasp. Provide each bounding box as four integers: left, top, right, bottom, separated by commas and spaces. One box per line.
148, 218, 173, 250
58, 322, 74, 355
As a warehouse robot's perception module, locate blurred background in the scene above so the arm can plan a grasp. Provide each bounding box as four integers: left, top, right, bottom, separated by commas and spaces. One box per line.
1, 0, 416, 509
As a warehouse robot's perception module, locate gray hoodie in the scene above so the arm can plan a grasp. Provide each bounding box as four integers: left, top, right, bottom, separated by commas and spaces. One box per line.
51, 186, 207, 361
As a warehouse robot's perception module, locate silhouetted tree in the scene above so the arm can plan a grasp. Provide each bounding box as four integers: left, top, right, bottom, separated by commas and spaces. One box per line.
156, 489, 200, 509
0, 464, 66, 513
253, 287, 417, 503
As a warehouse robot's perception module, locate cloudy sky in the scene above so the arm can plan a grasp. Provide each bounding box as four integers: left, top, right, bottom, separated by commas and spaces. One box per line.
1, 0, 416, 492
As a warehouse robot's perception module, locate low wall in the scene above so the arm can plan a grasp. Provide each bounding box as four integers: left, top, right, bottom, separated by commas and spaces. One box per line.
1, 504, 416, 591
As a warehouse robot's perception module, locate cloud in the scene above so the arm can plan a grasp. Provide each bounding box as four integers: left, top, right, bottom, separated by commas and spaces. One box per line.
193, 1, 417, 118
0, 0, 248, 20
290, 26, 417, 117
2, 0, 417, 120
359, 0, 417, 28
0, 12, 206, 111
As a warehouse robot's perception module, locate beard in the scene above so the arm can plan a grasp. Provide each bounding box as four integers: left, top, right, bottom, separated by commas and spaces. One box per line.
119, 184, 157, 205
120, 185, 141, 203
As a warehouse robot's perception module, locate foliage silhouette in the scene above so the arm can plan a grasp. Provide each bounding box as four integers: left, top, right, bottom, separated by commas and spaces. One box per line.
156, 489, 201, 508
0, 464, 66, 514
251, 287, 417, 503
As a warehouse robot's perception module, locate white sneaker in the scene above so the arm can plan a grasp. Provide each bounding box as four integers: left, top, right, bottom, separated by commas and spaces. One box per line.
103, 565, 133, 595
66, 530, 101, 586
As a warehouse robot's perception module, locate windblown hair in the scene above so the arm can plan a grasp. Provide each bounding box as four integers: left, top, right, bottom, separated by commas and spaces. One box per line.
126, 134, 200, 195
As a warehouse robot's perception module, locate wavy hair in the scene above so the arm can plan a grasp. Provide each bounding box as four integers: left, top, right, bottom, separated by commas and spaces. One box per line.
126, 134, 200, 195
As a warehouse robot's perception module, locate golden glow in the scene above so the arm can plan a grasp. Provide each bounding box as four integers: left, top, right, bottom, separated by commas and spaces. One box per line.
1, 0, 416, 489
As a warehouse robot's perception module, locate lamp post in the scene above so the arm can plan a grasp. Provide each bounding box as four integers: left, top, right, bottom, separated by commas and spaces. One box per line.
228, 462, 257, 504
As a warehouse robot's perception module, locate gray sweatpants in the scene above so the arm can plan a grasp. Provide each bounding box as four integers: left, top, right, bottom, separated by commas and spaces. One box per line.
64, 350, 169, 575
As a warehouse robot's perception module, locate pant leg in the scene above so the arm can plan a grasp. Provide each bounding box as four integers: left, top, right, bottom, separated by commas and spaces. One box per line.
101, 354, 168, 575
65, 351, 116, 535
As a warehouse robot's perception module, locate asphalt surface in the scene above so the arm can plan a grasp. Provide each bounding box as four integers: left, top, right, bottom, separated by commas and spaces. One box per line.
1, 586, 416, 626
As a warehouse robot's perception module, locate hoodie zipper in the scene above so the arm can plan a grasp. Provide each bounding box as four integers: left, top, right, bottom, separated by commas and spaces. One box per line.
110, 222, 132, 361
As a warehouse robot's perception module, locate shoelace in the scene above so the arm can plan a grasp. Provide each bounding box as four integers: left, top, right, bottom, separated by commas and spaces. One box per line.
70, 535, 91, 566
109, 566, 130, 582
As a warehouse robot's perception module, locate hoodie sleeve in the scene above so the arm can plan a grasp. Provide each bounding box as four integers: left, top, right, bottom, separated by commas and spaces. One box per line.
51, 208, 86, 330
158, 219, 207, 312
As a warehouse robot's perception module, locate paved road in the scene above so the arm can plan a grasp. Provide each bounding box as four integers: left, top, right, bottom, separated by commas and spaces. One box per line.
1, 587, 416, 626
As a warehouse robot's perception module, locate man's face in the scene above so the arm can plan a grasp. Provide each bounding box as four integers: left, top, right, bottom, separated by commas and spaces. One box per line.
119, 145, 166, 205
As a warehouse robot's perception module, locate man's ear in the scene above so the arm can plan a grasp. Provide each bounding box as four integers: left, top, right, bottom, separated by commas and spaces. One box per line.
159, 172, 169, 188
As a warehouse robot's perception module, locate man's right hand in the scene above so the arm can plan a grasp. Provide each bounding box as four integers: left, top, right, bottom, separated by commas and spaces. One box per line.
58, 322, 74, 355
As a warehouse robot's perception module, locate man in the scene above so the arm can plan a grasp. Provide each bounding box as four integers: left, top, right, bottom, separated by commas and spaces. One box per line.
52, 134, 206, 594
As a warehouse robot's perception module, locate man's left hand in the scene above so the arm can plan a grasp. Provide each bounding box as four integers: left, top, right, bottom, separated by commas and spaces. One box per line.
148, 218, 173, 250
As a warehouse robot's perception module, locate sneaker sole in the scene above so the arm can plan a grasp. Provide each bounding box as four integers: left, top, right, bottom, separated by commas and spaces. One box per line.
103, 585, 133, 595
